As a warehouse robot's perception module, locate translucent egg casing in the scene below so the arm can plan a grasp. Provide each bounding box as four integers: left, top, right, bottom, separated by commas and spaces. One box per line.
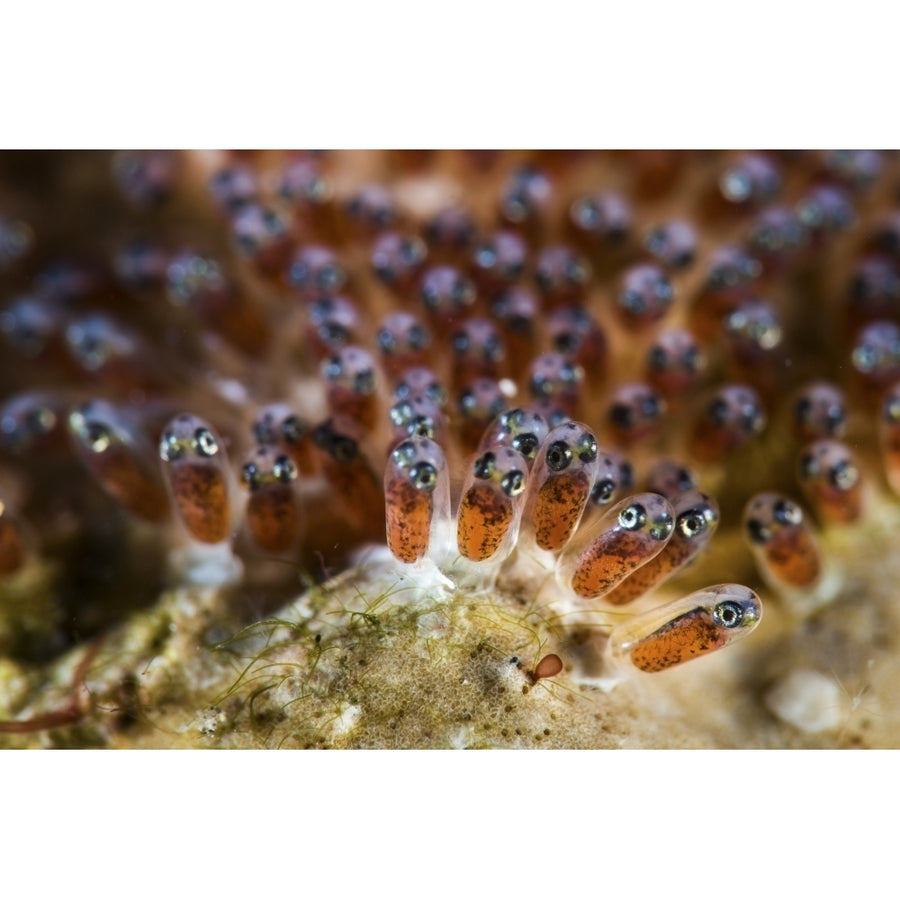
602, 490, 719, 606
311, 416, 384, 539
644, 458, 698, 500
70, 400, 170, 523
743, 492, 821, 591
240, 445, 301, 554
477, 407, 549, 470
252, 402, 317, 476
521, 422, 599, 552
456, 446, 529, 563
608, 583, 762, 673
322, 345, 382, 433
689, 384, 766, 464
385, 437, 450, 564
797, 438, 863, 524
792, 380, 847, 443
559, 493, 674, 600
159, 413, 232, 543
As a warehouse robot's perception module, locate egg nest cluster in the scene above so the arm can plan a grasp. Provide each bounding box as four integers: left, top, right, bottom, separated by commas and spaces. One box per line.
1, 149, 900, 748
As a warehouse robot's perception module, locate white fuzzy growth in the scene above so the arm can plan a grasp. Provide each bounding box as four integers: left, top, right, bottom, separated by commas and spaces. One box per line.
765, 668, 846, 733
330, 704, 362, 738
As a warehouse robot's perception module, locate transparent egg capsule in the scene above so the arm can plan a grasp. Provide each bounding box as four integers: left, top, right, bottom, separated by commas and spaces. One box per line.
851, 320, 900, 405
477, 407, 549, 470
645, 219, 697, 270
305, 295, 366, 360
603, 490, 719, 606
607, 382, 667, 446
607, 584, 762, 673
528, 352, 583, 419
456, 446, 529, 563
491, 286, 540, 378
208, 163, 259, 213
311, 416, 384, 539
791, 381, 847, 442
719, 154, 781, 206
371, 231, 428, 290
231, 202, 294, 277
114, 238, 171, 291
112, 150, 179, 208
689, 384, 766, 464
498, 165, 552, 229
644, 328, 704, 399
644, 458, 698, 500
703, 244, 762, 294
0, 295, 66, 363
0, 391, 68, 457
376, 312, 432, 378
558, 493, 674, 600
456, 377, 509, 455
587, 448, 634, 509
166, 251, 269, 355
547, 304, 607, 374
389, 396, 448, 447
385, 436, 450, 565
533, 244, 591, 305
423, 206, 478, 257
844, 257, 900, 328
724, 299, 784, 371
471, 230, 528, 294
822, 150, 883, 192
615, 263, 674, 330
568, 191, 632, 246
64, 313, 149, 384
70, 400, 170, 523
797, 438, 863, 524
451, 316, 505, 384
795, 184, 855, 236
287, 244, 347, 299
746, 205, 809, 267
419, 265, 477, 326
391, 366, 448, 409
240, 445, 301, 554
343, 183, 399, 234
276, 157, 333, 210
159, 413, 232, 543
252, 402, 316, 476
520, 422, 599, 552
321, 345, 382, 432
743, 492, 821, 593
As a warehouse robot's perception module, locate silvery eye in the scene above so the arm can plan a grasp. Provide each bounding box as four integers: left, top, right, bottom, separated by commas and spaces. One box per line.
830, 461, 858, 490
159, 431, 182, 462
473, 452, 495, 480
678, 510, 708, 539
194, 427, 219, 457
241, 462, 261, 491
619, 503, 647, 530
713, 600, 744, 629
773, 499, 802, 525
745, 518, 770, 544
410, 462, 438, 491
273, 455, 297, 483
545, 440, 572, 472
500, 469, 525, 497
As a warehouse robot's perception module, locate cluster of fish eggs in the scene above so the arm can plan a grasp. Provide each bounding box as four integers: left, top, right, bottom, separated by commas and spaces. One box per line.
1, 149, 899, 681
